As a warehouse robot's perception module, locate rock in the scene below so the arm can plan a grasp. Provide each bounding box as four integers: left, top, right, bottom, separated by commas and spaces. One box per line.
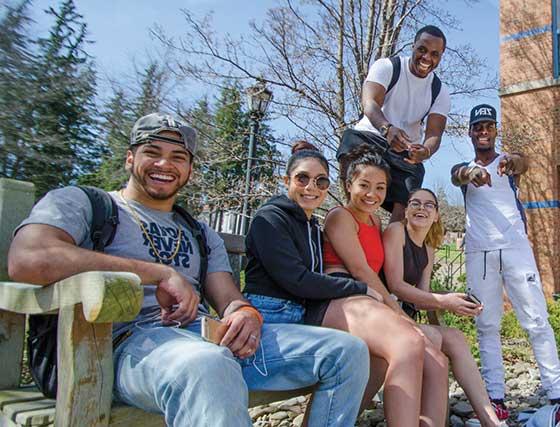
249, 407, 270, 419
277, 397, 302, 408
526, 396, 540, 406
452, 401, 474, 417
292, 414, 304, 427
514, 362, 531, 374
506, 378, 519, 388
360, 408, 385, 424
269, 411, 289, 421
450, 414, 465, 427
280, 405, 302, 414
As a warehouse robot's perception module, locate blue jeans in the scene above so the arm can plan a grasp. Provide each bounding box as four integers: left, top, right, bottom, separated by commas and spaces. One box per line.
244, 293, 305, 324
113, 312, 369, 427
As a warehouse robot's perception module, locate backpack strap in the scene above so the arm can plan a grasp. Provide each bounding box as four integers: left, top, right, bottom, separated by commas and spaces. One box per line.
76, 186, 119, 252
387, 56, 443, 124
172, 204, 210, 287
422, 73, 442, 123
387, 56, 401, 94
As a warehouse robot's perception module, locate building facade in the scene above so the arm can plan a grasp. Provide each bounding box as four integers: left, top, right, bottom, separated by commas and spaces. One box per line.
500, 0, 560, 296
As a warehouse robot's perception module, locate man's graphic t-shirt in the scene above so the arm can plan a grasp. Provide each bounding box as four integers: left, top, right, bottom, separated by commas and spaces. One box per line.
17, 187, 232, 333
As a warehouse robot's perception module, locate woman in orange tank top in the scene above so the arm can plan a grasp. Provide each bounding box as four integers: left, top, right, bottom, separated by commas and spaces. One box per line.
321, 144, 449, 427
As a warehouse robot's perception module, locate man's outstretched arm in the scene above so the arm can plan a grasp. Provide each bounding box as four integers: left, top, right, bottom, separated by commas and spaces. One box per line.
450, 163, 491, 188
497, 152, 529, 177
8, 223, 200, 324
9, 223, 170, 285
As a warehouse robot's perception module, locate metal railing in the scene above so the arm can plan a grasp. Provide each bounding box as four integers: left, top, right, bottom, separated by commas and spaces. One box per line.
433, 245, 466, 290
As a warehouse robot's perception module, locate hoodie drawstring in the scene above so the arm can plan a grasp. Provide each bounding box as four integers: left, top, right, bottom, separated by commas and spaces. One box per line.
307, 222, 315, 272
317, 225, 323, 274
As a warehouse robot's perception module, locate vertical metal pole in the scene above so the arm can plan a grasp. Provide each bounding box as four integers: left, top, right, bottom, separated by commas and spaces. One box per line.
241, 116, 260, 235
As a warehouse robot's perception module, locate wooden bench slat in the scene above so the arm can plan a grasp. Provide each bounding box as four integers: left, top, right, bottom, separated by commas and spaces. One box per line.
0, 388, 49, 410
3, 399, 55, 426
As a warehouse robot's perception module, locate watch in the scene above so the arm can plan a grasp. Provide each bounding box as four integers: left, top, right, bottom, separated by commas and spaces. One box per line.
379, 123, 392, 138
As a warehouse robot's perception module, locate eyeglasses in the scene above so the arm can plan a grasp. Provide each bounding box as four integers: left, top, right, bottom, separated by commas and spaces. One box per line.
293, 172, 330, 190
408, 199, 437, 211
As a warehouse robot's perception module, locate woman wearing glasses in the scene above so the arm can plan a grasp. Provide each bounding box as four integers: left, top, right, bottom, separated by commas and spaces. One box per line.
383, 188, 504, 426
322, 145, 450, 427
244, 141, 428, 427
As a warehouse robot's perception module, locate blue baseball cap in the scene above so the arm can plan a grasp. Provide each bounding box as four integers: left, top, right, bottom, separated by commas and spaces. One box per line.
469, 104, 497, 126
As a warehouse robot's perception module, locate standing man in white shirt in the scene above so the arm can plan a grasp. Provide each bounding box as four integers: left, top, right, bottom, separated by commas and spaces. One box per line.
451, 104, 560, 421
337, 25, 451, 222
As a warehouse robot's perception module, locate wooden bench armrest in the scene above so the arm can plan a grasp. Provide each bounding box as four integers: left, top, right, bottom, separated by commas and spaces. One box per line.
0, 272, 144, 426
0, 271, 143, 322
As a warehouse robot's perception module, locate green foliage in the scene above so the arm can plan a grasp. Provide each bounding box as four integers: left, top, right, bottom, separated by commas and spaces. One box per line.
0, 0, 101, 196
0, 1, 36, 182
81, 61, 167, 191
180, 83, 282, 215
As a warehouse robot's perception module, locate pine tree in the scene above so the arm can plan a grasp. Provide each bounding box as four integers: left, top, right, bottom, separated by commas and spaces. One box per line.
80, 60, 167, 190
188, 83, 281, 225
134, 62, 167, 117
0, 0, 37, 180
78, 90, 134, 189
25, 0, 100, 196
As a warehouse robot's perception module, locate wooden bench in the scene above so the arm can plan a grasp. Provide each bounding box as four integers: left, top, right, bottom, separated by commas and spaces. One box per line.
0, 179, 313, 427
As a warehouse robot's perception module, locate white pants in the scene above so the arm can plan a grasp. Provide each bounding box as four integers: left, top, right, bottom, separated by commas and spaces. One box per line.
466, 243, 560, 400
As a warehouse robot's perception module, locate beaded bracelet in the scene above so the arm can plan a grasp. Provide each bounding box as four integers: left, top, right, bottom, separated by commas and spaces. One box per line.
237, 306, 264, 326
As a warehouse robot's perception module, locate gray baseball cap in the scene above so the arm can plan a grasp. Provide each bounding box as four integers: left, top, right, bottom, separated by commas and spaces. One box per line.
130, 113, 197, 156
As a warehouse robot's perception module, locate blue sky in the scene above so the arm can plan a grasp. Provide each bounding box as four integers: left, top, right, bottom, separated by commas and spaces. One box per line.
27, 0, 500, 203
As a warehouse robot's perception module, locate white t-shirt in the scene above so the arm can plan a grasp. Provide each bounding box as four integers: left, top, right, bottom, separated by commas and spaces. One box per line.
355, 56, 451, 144
462, 154, 529, 252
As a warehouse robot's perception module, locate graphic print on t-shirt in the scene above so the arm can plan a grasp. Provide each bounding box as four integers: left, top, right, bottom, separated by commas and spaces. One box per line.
138, 219, 194, 268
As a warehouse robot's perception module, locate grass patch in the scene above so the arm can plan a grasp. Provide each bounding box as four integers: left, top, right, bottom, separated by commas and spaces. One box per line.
426, 279, 560, 364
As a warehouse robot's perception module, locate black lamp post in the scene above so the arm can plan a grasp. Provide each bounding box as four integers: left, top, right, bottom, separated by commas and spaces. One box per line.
240, 81, 273, 235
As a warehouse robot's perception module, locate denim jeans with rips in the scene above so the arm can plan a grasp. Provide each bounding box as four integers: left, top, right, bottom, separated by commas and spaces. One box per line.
113, 312, 369, 427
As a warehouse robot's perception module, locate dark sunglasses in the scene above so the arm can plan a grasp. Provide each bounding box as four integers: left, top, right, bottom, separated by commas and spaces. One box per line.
293, 172, 330, 190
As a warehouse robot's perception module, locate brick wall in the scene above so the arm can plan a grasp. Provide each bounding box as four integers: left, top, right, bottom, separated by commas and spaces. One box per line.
500, 0, 560, 296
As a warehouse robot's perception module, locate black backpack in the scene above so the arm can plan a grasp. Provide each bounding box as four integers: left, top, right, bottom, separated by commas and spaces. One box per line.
387, 56, 442, 123
27, 186, 209, 398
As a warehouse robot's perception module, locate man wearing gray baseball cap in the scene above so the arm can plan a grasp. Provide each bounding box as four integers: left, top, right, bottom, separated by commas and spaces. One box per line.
9, 112, 369, 426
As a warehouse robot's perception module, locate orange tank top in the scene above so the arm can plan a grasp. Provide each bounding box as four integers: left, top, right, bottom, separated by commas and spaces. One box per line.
323, 207, 384, 273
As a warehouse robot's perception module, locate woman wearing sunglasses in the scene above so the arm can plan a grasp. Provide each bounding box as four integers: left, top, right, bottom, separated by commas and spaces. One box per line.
383, 188, 504, 426
322, 144, 449, 427
244, 141, 428, 427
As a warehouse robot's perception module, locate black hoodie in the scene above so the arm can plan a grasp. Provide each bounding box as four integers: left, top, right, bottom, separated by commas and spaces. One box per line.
244, 194, 367, 304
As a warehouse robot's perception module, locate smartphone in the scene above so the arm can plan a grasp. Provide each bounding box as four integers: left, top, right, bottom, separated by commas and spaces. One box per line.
201, 317, 229, 345
465, 292, 482, 305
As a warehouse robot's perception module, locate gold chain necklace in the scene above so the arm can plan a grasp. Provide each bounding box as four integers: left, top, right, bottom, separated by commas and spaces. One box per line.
118, 190, 182, 263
